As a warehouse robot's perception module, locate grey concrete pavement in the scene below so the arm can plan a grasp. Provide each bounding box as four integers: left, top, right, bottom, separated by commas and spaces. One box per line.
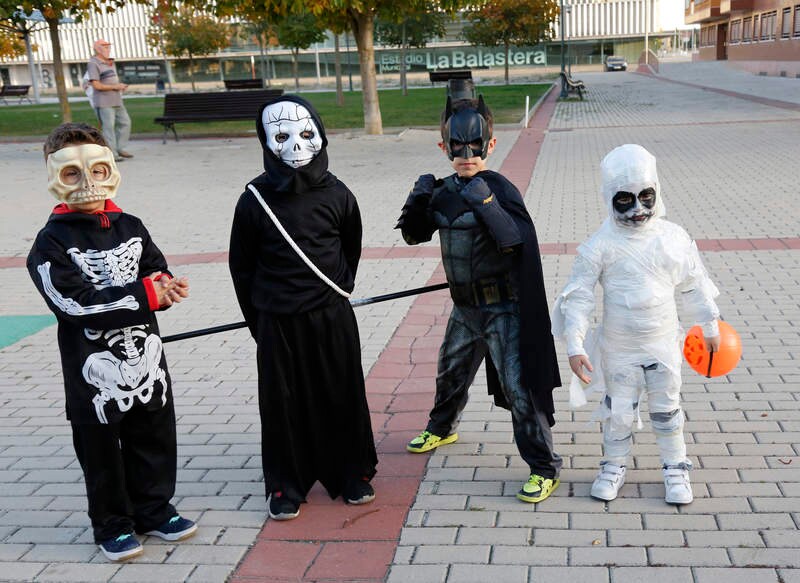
0, 63, 799, 581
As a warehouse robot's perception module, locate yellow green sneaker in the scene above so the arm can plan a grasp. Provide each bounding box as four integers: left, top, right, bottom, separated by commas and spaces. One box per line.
516, 474, 559, 503
406, 430, 458, 453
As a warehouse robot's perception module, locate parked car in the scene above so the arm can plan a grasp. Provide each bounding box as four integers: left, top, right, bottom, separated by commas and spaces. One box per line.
605, 56, 628, 71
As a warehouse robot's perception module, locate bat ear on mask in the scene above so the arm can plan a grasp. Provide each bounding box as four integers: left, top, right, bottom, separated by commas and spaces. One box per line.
444, 95, 453, 123
477, 94, 488, 118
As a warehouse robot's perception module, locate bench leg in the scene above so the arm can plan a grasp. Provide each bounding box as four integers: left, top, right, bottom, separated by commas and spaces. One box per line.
170, 123, 179, 143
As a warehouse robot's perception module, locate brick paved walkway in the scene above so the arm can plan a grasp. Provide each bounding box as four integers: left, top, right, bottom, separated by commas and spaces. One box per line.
0, 62, 798, 582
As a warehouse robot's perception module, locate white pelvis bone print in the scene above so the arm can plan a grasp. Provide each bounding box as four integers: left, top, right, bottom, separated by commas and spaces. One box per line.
83, 326, 167, 424
38, 236, 167, 423
261, 101, 323, 167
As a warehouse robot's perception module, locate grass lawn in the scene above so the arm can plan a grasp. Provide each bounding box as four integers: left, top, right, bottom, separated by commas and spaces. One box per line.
0, 84, 551, 138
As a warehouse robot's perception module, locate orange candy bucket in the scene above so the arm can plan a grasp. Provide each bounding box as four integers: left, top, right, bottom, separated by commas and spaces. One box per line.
683, 321, 742, 378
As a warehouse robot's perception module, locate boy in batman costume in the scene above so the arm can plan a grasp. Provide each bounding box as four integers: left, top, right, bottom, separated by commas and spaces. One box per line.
396, 96, 563, 503
229, 95, 377, 521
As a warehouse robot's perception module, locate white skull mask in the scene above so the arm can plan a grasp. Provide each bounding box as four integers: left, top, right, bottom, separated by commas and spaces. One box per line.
47, 144, 121, 203
261, 101, 323, 168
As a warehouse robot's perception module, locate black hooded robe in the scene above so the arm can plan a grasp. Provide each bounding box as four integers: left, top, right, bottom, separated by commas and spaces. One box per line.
229, 95, 377, 504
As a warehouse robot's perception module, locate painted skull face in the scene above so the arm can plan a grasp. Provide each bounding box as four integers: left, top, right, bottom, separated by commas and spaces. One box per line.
261, 101, 323, 168
47, 144, 120, 203
612, 187, 657, 227
600, 144, 664, 231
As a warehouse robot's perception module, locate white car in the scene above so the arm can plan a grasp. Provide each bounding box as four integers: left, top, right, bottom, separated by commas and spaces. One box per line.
605, 56, 628, 71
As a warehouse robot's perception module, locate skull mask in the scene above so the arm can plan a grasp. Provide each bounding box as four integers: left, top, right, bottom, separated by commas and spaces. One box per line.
47, 144, 120, 204
261, 101, 323, 168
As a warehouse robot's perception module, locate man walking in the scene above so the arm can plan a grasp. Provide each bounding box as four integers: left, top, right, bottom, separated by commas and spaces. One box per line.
86, 39, 133, 161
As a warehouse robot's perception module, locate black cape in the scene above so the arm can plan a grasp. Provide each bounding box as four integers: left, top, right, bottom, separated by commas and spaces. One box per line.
478, 171, 561, 425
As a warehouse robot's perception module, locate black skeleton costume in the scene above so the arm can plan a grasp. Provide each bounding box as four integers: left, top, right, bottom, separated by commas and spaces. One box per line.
229, 95, 377, 508
27, 143, 179, 542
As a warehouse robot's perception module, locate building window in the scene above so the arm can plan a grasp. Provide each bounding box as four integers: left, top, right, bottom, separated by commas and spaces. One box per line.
730, 19, 741, 43
794, 5, 800, 37
753, 14, 759, 41
743, 16, 752, 41
782, 7, 791, 38
762, 11, 777, 40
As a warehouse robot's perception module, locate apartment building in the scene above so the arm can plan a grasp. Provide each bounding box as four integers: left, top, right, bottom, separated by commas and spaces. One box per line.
686, 0, 800, 75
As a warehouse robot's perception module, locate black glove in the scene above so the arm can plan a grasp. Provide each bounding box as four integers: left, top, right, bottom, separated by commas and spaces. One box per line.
460, 176, 494, 208
460, 177, 521, 250
395, 174, 437, 244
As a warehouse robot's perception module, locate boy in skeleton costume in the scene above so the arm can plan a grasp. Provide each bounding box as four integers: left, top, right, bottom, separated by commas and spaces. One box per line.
229, 95, 377, 521
551, 144, 721, 504
397, 97, 563, 504
27, 123, 196, 561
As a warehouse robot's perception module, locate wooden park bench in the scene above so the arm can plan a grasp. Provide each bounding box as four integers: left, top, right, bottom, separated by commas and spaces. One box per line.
429, 68, 472, 85
559, 71, 585, 100
224, 78, 265, 90
154, 88, 284, 143
0, 85, 32, 105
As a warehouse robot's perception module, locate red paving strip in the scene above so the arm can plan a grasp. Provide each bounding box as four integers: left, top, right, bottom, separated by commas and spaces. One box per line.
228, 267, 453, 583
229, 91, 560, 583
1, 236, 797, 271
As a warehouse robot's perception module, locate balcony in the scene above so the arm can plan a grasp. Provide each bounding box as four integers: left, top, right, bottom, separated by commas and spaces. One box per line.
719, 0, 753, 14
685, 0, 721, 24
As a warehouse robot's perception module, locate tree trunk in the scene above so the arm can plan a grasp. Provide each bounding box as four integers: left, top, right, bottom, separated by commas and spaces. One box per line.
400, 22, 407, 96
504, 41, 510, 85
46, 17, 71, 122
188, 53, 196, 92
334, 33, 344, 106
292, 48, 299, 91
259, 39, 268, 86
351, 12, 382, 135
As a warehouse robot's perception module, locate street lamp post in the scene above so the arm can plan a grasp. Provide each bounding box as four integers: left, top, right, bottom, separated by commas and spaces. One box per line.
559, 2, 572, 98
559, 0, 567, 97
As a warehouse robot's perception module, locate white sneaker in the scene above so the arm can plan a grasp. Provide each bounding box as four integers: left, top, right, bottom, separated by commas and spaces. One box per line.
590, 463, 626, 501
663, 465, 693, 504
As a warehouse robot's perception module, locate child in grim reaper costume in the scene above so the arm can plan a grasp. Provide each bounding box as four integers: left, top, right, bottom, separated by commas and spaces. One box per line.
229, 95, 377, 521
27, 123, 196, 562
396, 96, 563, 504
551, 144, 721, 505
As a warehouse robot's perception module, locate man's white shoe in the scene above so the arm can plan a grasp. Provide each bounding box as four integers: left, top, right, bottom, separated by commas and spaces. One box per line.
590, 463, 626, 501
663, 465, 693, 504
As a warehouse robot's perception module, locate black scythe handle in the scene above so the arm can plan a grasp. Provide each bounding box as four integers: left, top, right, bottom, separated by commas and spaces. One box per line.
161, 281, 450, 344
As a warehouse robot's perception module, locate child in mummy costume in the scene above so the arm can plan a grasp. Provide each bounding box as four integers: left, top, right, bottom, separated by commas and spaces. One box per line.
551, 144, 721, 504
27, 123, 196, 562
229, 95, 377, 521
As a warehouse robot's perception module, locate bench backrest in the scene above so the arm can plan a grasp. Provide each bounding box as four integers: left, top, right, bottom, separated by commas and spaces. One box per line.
224, 79, 265, 90
429, 69, 472, 82
162, 89, 284, 119
1, 85, 31, 96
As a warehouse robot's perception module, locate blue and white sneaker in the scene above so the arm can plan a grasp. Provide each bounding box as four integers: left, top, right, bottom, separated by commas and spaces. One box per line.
145, 515, 198, 541
98, 533, 143, 561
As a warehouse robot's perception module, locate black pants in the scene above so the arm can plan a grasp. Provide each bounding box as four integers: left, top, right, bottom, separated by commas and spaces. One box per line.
427, 302, 562, 479
71, 400, 177, 542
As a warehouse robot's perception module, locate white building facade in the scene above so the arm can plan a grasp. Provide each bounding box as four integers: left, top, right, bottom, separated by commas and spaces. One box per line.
1, 1, 692, 88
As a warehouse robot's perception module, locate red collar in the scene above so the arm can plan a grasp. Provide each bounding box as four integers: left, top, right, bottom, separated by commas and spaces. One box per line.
52, 200, 122, 215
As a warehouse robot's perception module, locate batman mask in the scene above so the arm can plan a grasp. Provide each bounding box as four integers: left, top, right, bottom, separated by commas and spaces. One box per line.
442, 95, 491, 161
